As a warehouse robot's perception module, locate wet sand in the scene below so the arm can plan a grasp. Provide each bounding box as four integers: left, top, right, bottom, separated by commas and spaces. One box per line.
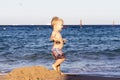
64, 74, 120, 80
1, 74, 120, 80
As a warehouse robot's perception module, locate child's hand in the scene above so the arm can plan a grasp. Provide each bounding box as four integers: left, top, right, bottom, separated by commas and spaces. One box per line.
50, 38, 55, 42
63, 39, 67, 43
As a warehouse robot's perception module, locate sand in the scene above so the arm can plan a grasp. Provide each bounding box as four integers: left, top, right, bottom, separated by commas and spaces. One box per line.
6, 66, 64, 80
0, 66, 120, 80
0, 75, 6, 80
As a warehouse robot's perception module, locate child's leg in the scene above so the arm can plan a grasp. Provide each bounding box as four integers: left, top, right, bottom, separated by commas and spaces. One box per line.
52, 48, 65, 73
57, 65, 64, 75
52, 64, 57, 71
54, 58, 65, 67
52, 58, 65, 72
57, 64, 60, 73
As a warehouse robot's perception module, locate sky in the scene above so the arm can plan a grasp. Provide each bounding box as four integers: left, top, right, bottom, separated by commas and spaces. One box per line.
0, 0, 120, 25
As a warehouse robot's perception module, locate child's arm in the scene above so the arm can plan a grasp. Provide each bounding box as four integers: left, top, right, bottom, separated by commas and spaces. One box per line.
50, 31, 57, 41
63, 38, 67, 44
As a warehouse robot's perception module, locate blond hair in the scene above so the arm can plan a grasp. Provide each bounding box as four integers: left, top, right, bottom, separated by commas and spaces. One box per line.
51, 16, 63, 26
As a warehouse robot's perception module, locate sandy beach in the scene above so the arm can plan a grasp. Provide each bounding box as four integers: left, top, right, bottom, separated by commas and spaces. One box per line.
0, 75, 6, 80
1, 74, 120, 80
1, 66, 120, 80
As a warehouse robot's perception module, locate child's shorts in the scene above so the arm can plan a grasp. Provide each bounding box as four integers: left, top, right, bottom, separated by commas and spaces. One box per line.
52, 48, 65, 60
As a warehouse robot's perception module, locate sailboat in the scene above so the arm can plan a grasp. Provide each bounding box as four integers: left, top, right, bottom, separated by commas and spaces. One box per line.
80, 19, 82, 28
112, 20, 115, 26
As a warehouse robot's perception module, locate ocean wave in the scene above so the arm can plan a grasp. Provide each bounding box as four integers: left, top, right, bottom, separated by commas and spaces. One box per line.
0, 25, 120, 76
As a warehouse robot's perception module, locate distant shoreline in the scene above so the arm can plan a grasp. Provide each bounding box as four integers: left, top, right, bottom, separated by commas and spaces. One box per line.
0, 25, 120, 26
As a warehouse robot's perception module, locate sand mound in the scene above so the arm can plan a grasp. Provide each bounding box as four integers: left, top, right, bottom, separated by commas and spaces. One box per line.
6, 66, 65, 80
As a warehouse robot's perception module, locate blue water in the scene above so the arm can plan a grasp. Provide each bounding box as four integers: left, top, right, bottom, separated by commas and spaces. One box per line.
0, 25, 120, 77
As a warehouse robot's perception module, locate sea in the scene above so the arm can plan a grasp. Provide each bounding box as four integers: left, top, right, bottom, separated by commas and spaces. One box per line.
0, 25, 120, 77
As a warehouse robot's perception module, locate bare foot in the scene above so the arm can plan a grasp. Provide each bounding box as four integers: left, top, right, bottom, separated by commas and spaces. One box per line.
60, 72, 65, 75
52, 64, 57, 71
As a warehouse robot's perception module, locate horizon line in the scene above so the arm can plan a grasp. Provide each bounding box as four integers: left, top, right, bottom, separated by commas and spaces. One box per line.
0, 24, 120, 26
